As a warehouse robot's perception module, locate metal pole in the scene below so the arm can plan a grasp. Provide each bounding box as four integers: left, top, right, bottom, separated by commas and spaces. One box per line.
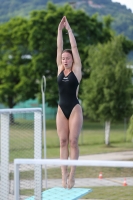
41, 75, 47, 189
14, 164, 19, 200
34, 111, 42, 199
0, 113, 9, 200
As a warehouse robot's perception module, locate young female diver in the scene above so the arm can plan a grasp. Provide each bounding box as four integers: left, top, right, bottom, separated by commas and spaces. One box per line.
56, 16, 83, 189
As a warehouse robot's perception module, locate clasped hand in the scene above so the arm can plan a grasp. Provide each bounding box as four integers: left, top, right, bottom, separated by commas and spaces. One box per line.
58, 16, 71, 32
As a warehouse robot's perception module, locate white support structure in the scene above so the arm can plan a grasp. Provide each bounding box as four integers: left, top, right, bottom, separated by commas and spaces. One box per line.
0, 108, 43, 200
0, 108, 42, 114
14, 163, 19, 200
0, 113, 10, 200
14, 159, 133, 168
34, 111, 42, 200
14, 158, 133, 200
41, 76, 47, 189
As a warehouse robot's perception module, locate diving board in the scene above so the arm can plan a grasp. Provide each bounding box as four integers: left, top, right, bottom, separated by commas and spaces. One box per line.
25, 187, 92, 200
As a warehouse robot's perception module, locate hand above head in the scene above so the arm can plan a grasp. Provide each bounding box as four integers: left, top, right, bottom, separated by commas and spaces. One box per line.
58, 16, 66, 30
64, 16, 71, 32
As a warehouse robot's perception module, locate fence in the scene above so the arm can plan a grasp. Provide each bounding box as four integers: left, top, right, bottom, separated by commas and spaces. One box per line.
14, 159, 133, 200
0, 108, 43, 200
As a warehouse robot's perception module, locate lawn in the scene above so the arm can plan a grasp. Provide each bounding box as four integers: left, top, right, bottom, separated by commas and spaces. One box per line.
8, 119, 133, 199
9, 119, 133, 161
83, 186, 133, 200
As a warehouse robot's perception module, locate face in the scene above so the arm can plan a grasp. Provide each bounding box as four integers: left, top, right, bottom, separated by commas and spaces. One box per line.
62, 52, 73, 69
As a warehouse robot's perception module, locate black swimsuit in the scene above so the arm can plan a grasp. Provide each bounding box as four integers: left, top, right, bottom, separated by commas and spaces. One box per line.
57, 70, 79, 119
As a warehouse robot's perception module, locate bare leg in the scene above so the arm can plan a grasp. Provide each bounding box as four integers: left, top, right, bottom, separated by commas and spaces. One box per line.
56, 106, 69, 188
68, 105, 83, 189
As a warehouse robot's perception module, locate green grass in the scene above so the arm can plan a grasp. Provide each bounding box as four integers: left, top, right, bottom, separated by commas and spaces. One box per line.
9, 119, 133, 162
6, 119, 133, 200
83, 186, 133, 200
10, 165, 133, 180
20, 189, 33, 196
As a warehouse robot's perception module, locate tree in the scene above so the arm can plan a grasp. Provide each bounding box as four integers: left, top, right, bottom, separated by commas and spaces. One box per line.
82, 36, 133, 145
127, 115, 133, 141
0, 17, 32, 109
0, 17, 37, 123
0, 2, 113, 110
1, 2, 133, 111
28, 2, 113, 107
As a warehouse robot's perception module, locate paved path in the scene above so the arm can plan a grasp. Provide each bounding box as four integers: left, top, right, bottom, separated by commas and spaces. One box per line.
78, 151, 133, 161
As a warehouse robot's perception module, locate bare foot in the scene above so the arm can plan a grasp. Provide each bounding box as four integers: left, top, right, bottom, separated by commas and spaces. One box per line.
62, 172, 69, 188
68, 175, 75, 189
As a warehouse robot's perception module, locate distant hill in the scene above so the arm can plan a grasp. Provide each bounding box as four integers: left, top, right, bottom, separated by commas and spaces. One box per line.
74, 0, 133, 41
0, 0, 133, 41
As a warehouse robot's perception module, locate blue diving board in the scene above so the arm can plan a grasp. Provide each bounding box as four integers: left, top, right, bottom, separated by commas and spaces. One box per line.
25, 187, 92, 200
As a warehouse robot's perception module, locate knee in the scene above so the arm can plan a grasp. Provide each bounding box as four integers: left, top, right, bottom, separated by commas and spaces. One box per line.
69, 138, 78, 149
60, 139, 68, 148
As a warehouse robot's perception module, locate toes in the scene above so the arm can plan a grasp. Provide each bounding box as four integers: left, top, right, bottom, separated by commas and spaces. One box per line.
68, 177, 75, 189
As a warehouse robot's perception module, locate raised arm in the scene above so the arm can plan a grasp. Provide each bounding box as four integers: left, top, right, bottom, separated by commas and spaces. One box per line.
64, 16, 82, 70
56, 17, 65, 73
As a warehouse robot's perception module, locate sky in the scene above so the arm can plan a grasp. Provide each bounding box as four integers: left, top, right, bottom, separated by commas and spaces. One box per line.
112, 0, 133, 12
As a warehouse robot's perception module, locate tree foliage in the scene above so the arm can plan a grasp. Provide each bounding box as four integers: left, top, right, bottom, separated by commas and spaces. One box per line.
127, 115, 133, 140
28, 3, 113, 107
0, 17, 33, 108
0, 0, 133, 43
0, 2, 132, 109
82, 36, 133, 121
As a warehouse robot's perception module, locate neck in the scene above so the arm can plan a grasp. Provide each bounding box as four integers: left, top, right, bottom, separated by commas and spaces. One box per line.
64, 68, 72, 72
63, 68, 72, 76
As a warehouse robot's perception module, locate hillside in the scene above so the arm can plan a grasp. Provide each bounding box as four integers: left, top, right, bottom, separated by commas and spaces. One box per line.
75, 0, 133, 41
0, 0, 133, 42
